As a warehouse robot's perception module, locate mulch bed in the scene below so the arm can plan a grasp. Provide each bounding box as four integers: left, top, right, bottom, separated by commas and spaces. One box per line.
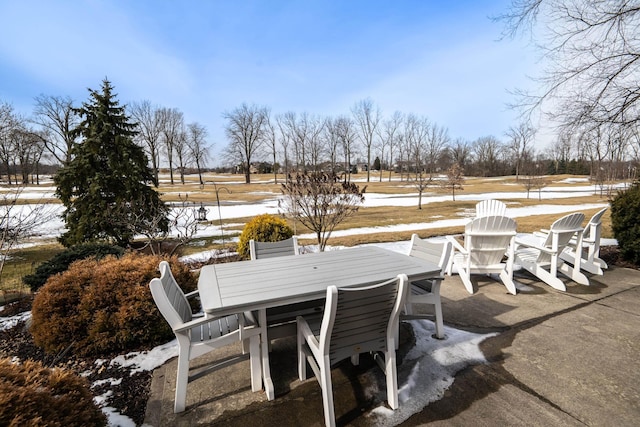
0, 246, 635, 425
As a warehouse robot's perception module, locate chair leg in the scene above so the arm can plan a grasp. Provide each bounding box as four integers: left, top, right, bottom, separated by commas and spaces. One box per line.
297, 327, 307, 381
174, 342, 190, 413
499, 270, 517, 295
320, 363, 336, 427
526, 263, 567, 291
385, 350, 399, 409
433, 299, 445, 339
457, 266, 476, 294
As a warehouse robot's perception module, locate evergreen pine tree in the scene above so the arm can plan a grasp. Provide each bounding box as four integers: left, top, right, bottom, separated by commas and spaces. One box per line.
55, 79, 168, 247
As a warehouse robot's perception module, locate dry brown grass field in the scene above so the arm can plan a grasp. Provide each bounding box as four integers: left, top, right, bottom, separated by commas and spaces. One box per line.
0, 171, 619, 298
167, 172, 614, 252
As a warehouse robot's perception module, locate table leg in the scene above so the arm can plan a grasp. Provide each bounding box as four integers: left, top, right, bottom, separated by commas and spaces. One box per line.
259, 309, 275, 400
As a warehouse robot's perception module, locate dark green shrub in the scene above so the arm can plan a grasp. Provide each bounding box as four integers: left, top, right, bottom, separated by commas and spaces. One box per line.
0, 358, 107, 426
23, 243, 125, 292
30, 253, 197, 357
611, 181, 640, 265
236, 213, 293, 259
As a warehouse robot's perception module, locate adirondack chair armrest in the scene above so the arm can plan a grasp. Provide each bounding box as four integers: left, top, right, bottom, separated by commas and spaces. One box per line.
446, 236, 466, 254
514, 238, 556, 255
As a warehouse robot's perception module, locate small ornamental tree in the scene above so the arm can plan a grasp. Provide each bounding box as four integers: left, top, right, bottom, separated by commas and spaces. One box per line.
54, 79, 168, 247
440, 163, 465, 201
279, 172, 366, 251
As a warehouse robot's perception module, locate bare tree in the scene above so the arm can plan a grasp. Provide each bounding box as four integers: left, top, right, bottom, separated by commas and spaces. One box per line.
405, 114, 432, 209
0, 187, 57, 285
275, 113, 292, 176
279, 172, 366, 251
31, 94, 78, 165
378, 111, 403, 182
334, 115, 358, 182
450, 138, 472, 174
498, 1, 640, 146
440, 163, 465, 201
352, 98, 381, 182
305, 114, 326, 171
425, 123, 450, 175
324, 116, 341, 175
521, 156, 549, 199
264, 114, 279, 183
173, 125, 189, 184
473, 136, 505, 176
125, 194, 201, 256
186, 122, 210, 185
506, 122, 536, 179
223, 103, 269, 184
131, 100, 163, 185
13, 125, 46, 184
159, 107, 184, 185
0, 103, 18, 184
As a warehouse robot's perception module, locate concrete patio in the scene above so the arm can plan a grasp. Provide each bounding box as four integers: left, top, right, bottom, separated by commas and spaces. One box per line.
144, 265, 640, 426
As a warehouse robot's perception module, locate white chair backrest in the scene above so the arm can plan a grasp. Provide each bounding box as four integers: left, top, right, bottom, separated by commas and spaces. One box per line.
250, 237, 299, 260
320, 275, 407, 366
464, 215, 517, 266
476, 199, 507, 218
538, 212, 585, 263
583, 207, 607, 242
408, 234, 452, 275
149, 261, 192, 329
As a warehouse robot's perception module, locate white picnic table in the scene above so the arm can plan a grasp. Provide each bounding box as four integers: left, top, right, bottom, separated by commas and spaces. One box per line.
198, 245, 440, 400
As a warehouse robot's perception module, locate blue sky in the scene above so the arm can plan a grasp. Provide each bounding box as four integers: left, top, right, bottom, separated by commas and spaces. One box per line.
0, 1, 544, 164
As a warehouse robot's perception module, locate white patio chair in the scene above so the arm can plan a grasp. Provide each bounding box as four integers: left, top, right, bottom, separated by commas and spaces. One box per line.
249, 236, 299, 259
149, 261, 262, 413
297, 274, 408, 427
559, 207, 608, 275
475, 199, 507, 217
401, 234, 453, 339
249, 236, 321, 344
447, 215, 518, 295
514, 212, 589, 291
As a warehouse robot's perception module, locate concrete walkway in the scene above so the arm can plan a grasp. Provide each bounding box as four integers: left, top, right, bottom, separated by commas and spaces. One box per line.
144, 266, 640, 426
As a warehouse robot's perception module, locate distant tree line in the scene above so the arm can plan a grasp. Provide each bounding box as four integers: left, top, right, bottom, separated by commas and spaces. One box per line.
0, 93, 212, 186
222, 99, 640, 184
2, 88, 639, 188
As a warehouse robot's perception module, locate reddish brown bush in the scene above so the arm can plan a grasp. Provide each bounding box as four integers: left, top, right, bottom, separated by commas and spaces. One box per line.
31, 253, 197, 357
0, 358, 107, 426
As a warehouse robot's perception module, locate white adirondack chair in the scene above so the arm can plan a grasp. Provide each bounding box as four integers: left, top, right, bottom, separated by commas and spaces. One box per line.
249, 236, 299, 259
149, 261, 262, 413
402, 234, 453, 339
559, 207, 608, 275
447, 215, 518, 295
297, 274, 408, 427
514, 212, 589, 291
476, 199, 507, 217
